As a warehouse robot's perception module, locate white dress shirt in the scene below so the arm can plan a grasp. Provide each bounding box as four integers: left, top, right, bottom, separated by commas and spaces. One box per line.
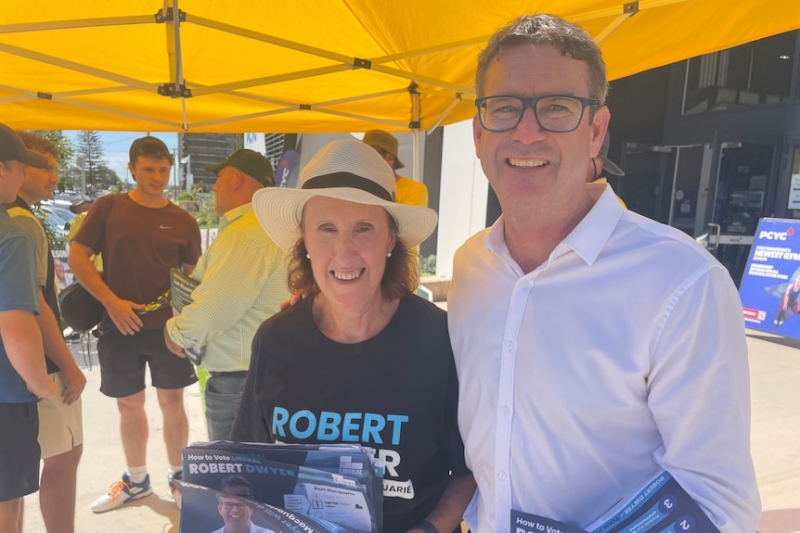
448, 184, 760, 533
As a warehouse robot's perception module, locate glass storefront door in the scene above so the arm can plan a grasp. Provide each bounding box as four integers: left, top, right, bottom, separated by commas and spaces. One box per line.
667, 145, 712, 237
618, 143, 711, 236
620, 141, 775, 286
706, 143, 773, 284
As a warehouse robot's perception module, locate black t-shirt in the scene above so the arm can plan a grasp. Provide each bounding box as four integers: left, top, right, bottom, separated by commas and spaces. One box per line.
232, 294, 469, 533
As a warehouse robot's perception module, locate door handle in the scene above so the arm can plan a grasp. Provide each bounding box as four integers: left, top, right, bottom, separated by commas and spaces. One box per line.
707, 223, 721, 251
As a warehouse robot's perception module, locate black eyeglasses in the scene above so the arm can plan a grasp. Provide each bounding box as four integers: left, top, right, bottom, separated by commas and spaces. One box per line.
475, 94, 600, 133
220, 501, 249, 510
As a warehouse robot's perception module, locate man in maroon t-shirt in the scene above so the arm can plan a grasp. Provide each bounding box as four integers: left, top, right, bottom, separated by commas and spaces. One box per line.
69, 136, 201, 513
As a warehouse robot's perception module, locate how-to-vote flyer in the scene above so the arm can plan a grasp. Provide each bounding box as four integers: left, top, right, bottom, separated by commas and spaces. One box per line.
739, 218, 800, 340
179, 442, 384, 533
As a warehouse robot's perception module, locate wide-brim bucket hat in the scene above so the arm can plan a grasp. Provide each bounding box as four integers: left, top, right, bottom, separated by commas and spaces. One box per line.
253, 139, 437, 253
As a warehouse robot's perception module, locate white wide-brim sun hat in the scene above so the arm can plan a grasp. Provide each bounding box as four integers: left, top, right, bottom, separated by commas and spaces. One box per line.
253, 139, 438, 253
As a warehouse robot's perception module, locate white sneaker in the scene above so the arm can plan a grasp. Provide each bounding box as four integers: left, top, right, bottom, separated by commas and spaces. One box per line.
167, 470, 182, 508
90, 472, 153, 513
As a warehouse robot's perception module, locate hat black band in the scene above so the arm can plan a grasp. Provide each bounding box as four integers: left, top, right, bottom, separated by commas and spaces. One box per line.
302, 172, 394, 202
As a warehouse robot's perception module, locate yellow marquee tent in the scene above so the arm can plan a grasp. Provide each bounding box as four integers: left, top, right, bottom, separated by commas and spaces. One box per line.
2, 0, 799, 133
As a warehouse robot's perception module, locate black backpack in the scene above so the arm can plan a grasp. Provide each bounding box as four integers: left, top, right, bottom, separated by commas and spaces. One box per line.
58, 282, 104, 333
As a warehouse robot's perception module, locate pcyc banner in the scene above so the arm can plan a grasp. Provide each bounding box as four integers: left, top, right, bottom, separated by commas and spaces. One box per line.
739, 217, 800, 339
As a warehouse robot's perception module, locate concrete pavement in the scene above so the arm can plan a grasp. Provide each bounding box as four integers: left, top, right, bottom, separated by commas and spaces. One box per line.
747, 332, 800, 532
22, 332, 800, 532
23, 338, 207, 533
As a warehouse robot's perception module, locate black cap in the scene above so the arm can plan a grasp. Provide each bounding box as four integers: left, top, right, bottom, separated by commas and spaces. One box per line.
205, 149, 274, 187
598, 131, 624, 177
69, 195, 94, 213
0, 124, 48, 168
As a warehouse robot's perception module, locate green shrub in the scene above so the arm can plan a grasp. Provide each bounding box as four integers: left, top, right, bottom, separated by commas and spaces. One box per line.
421, 254, 436, 276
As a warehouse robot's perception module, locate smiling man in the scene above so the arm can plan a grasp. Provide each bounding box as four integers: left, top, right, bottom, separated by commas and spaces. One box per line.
211, 476, 273, 533
69, 136, 201, 513
447, 13, 760, 533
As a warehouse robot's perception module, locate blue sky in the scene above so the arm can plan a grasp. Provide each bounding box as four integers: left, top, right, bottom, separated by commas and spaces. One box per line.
62, 131, 178, 183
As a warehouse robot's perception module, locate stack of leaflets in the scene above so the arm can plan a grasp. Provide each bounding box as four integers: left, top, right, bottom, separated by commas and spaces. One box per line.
169, 268, 204, 365
178, 441, 384, 533
511, 470, 720, 533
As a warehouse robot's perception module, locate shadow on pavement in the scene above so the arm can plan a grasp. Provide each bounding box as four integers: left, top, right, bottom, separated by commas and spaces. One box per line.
123, 494, 181, 532
746, 332, 800, 350
757, 508, 800, 533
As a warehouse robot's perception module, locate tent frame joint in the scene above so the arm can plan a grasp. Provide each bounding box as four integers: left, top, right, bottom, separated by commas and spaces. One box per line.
155, 7, 186, 24
158, 82, 192, 98
623, 1, 639, 14
36, 92, 52, 100
353, 57, 372, 69
300, 104, 312, 111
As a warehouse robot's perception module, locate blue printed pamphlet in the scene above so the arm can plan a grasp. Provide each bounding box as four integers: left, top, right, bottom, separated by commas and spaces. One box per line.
180, 442, 384, 533
179, 481, 356, 533
511, 470, 720, 533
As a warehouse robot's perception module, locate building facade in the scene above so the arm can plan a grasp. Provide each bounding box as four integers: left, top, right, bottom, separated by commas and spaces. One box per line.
179, 133, 238, 188
607, 29, 800, 285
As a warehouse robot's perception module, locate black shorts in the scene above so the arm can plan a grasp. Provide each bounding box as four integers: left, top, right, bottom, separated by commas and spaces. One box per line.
0, 402, 41, 501
97, 328, 198, 398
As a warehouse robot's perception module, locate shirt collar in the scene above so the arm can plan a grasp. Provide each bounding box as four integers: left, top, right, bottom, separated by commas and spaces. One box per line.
484, 216, 506, 254
562, 182, 622, 265
482, 183, 622, 267
220, 202, 252, 231
12, 196, 30, 211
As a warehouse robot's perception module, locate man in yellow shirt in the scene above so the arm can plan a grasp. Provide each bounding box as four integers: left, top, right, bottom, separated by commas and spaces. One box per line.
164, 149, 289, 443
362, 130, 428, 208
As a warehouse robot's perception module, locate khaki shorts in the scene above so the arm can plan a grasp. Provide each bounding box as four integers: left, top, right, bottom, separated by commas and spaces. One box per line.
37, 373, 83, 459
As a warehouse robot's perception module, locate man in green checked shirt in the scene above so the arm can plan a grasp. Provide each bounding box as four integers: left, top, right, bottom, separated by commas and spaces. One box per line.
164, 149, 290, 443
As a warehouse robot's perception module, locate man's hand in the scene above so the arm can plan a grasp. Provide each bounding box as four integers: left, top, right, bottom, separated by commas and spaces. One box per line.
60, 365, 87, 405
164, 326, 185, 357
279, 291, 306, 311
105, 297, 145, 335
29, 376, 57, 400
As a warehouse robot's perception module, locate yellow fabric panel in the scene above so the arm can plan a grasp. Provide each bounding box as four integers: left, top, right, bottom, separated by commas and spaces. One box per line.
1, 0, 798, 132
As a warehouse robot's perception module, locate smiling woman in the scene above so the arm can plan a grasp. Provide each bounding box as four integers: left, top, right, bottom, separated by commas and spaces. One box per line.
232, 139, 476, 533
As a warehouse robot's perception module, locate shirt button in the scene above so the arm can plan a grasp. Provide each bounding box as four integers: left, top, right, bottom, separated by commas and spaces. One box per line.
505, 341, 514, 352
501, 405, 510, 416
499, 471, 507, 480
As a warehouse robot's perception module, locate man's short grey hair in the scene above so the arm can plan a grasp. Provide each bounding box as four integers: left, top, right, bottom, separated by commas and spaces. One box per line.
476, 14, 609, 104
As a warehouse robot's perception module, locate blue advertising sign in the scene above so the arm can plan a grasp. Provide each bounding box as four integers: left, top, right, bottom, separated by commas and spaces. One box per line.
739, 218, 800, 339
276, 149, 298, 188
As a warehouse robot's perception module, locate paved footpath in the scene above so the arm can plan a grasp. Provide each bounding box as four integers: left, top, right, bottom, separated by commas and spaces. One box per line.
23, 332, 800, 533
24, 337, 207, 533
747, 332, 800, 532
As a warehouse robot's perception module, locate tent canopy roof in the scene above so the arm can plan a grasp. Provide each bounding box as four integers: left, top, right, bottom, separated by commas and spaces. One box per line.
2, 0, 799, 133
